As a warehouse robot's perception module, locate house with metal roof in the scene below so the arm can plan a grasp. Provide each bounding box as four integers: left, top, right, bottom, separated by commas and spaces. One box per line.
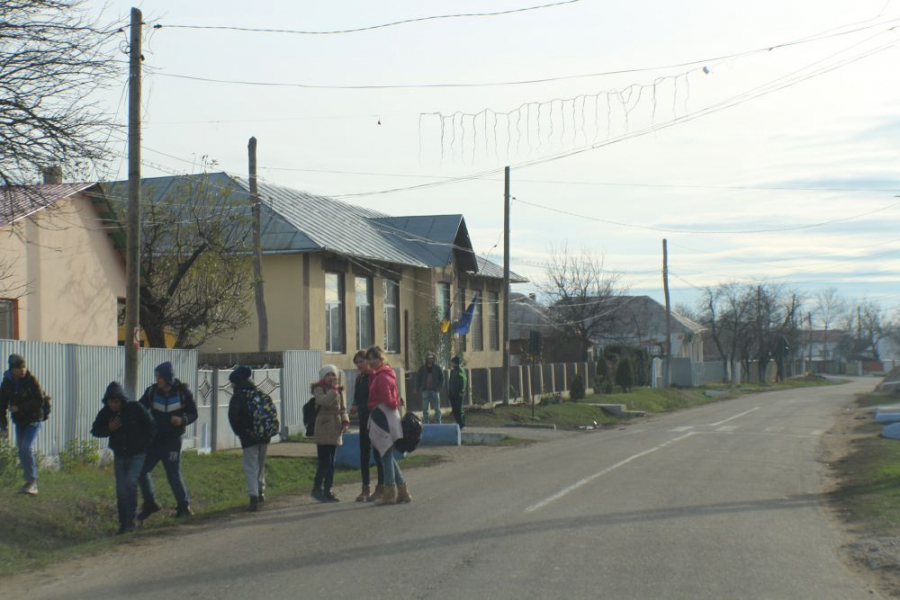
0, 177, 125, 345
103, 172, 526, 370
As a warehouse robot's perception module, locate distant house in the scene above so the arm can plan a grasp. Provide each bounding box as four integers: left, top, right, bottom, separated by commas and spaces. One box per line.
0, 178, 125, 345
104, 173, 526, 371
509, 292, 585, 364
591, 295, 705, 362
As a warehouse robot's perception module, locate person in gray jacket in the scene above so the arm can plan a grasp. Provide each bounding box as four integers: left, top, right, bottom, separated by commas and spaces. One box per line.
415, 352, 444, 424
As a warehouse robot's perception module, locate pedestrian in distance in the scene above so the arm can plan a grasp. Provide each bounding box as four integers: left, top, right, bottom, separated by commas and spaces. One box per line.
137, 361, 198, 521
448, 356, 467, 430
311, 365, 350, 503
91, 382, 156, 534
366, 346, 411, 506
351, 350, 384, 503
416, 351, 444, 425
227, 365, 277, 512
0, 354, 51, 496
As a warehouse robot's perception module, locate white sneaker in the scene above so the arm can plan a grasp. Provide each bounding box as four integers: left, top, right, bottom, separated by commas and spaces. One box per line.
24, 481, 38, 496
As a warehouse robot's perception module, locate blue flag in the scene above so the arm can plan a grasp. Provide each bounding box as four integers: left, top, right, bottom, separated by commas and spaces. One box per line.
455, 292, 479, 335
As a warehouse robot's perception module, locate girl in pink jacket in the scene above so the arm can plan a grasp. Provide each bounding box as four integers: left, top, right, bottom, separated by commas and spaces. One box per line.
365, 346, 410, 505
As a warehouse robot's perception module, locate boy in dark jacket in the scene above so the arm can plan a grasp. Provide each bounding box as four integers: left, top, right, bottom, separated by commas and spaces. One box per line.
137, 361, 198, 520
227, 366, 270, 512
448, 356, 467, 430
91, 382, 156, 534
0, 354, 51, 496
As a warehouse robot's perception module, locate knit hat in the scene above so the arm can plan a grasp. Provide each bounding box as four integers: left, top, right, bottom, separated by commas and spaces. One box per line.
319, 365, 339, 380
155, 361, 175, 385
451, 356, 461, 366
425, 351, 436, 361
229, 365, 252, 385
8, 354, 25, 370
103, 381, 128, 402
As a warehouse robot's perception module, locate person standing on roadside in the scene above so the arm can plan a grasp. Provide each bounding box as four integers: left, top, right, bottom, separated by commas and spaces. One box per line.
0, 354, 51, 496
137, 361, 198, 521
366, 346, 411, 505
416, 351, 444, 425
351, 351, 384, 503
91, 382, 155, 534
311, 365, 350, 503
448, 356, 467, 430
227, 365, 274, 513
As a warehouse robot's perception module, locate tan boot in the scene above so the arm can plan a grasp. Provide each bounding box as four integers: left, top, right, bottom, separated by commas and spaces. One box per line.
367, 485, 384, 503
396, 483, 412, 504
375, 485, 397, 505
355, 485, 371, 502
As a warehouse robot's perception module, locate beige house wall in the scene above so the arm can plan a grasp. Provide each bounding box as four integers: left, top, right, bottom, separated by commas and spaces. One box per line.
0, 194, 125, 345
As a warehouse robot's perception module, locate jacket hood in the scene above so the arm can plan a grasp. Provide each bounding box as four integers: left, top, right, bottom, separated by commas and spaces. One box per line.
371, 365, 396, 382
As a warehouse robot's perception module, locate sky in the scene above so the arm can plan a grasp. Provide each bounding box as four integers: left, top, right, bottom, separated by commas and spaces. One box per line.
83, 0, 900, 322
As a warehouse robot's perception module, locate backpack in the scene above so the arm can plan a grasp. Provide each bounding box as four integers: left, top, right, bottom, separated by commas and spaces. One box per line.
303, 397, 318, 437
394, 410, 423, 454
248, 390, 280, 440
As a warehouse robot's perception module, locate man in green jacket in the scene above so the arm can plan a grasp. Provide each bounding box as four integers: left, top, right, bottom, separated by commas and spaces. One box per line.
448, 356, 467, 430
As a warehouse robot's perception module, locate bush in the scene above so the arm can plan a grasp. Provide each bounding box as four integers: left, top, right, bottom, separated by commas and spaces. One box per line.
569, 374, 585, 400
0, 441, 18, 485
618, 358, 634, 392
58, 439, 100, 471
596, 358, 613, 394
602, 345, 651, 387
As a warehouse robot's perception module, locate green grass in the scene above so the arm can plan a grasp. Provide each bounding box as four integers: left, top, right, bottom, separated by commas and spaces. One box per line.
0, 448, 437, 577
466, 402, 617, 429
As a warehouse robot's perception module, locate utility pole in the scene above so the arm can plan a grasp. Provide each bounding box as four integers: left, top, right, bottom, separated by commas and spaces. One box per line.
807, 312, 813, 369
124, 7, 142, 399
502, 166, 511, 405
249, 137, 268, 352
662, 239, 672, 388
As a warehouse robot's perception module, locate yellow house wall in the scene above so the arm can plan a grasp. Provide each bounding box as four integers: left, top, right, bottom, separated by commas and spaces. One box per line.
0, 194, 125, 345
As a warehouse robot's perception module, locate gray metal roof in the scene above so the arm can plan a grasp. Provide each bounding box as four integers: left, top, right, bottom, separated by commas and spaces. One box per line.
0, 183, 96, 227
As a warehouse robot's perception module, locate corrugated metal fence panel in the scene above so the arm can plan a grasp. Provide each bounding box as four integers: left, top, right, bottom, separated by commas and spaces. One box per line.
282, 350, 321, 430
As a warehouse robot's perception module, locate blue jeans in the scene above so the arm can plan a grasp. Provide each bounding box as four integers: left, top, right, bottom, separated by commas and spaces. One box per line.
115, 453, 146, 530
15, 422, 41, 482
383, 451, 405, 487
139, 437, 190, 507
422, 390, 441, 424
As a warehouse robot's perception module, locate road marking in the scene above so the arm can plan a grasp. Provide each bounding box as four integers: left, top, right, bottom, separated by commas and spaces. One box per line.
708, 407, 759, 427
670, 426, 695, 432
715, 425, 740, 432
524, 432, 696, 513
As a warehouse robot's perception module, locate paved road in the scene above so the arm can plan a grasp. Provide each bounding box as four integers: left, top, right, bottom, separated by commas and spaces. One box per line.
2, 378, 880, 599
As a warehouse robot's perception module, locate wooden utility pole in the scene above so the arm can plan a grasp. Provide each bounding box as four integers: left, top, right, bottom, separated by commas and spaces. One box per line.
248, 137, 268, 352
662, 239, 672, 388
502, 166, 511, 405
124, 7, 142, 399
807, 312, 813, 368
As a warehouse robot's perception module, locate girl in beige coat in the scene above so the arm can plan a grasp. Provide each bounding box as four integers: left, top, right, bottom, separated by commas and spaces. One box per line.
311, 365, 349, 502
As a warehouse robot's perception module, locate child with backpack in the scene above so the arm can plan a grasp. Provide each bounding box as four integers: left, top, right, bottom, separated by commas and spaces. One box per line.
311, 365, 350, 503
227, 366, 279, 512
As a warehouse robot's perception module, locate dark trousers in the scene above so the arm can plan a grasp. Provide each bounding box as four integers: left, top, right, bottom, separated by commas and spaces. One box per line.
314, 444, 337, 491
138, 437, 190, 508
450, 393, 466, 429
115, 453, 145, 530
358, 409, 384, 486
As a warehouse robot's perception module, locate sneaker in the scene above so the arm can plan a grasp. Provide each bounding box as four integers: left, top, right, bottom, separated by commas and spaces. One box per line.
311, 488, 325, 503
22, 481, 38, 496
249, 495, 259, 512
137, 500, 161, 522
323, 490, 340, 503
174, 505, 193, 518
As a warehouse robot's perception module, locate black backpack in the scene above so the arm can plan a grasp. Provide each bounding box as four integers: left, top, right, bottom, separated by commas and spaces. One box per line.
394, 410, 423, 453
303, 397, 318, 437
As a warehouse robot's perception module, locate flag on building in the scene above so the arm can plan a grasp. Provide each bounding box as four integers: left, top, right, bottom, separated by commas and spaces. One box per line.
440, 304, 451, 334
455, 292, 479, 335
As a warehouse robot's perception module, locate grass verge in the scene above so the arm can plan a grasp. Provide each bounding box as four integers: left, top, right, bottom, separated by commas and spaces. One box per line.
466, 402, 617, 429
0, 448, 436, 577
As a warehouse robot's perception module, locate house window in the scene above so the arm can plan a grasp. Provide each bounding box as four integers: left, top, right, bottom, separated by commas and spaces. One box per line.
384, 279, 400, 353
473, 293, 484, 351
117, 298, 126, 326
436, 283, 451, 321
0, 299, 18, 340
355, 276, 374, 350
488, 291, 500, 351
457, 287, 467, 351
325, 272, 345, 353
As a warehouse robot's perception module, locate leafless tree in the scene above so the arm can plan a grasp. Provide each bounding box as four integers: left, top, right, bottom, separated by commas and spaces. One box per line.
813, 287, 846, 361
0, 0, 119, 188
841, 298, 896, 361
541, 243, 627, 361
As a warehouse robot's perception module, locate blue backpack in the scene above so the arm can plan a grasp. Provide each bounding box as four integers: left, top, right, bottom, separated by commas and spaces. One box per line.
248, 390, 280, 440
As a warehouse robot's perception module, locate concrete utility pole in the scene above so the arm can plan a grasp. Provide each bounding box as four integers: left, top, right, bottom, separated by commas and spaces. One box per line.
662, 239, 672, 388
124, 7, 142, 399
502, 166, 511, 405
248, 137, 268, 352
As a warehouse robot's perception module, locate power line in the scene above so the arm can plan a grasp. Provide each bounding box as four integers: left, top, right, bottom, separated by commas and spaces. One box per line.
154, 0, 585, 36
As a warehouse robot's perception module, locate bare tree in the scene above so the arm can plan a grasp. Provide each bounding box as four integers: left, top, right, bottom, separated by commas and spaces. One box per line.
813, 287, 846, 361
0, 0, 119, 188
843, 298, 896, 361
541, 243, 627, 361
125, 173, 255, 349
696, 282, 752, 383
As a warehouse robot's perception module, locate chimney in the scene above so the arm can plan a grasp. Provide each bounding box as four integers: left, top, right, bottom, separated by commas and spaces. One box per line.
41, 166, 63, 185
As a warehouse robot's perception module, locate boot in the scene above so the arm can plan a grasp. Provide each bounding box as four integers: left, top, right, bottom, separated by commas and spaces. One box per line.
137, 499, 161, 522
323, 489, 340, 503
355, 485, 371, 502
376, 485, 397, 505
396, 483, 412, 504
367, 485, 384, 503
174, 504, 193, 518
311, 486, 325, 503
249, 495, 259, 512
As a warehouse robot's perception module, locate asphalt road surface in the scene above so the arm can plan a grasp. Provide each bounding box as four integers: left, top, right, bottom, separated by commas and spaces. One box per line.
1, 378, 880, 600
